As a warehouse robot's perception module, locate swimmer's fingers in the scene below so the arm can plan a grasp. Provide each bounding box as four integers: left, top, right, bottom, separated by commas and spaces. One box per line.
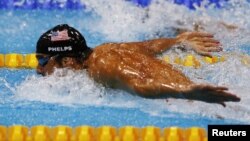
191, 84, 241, 103
199, 46, 222, 52
186, 32, 214, 39
192, 47, 212, 57
177, 32, 213, 41
193, 44, 223, 56
188, 32, 213, 37
194, 85, 228, 91
196, 41, 222, 49
211, 86, 228, 91
196, 42, 221, 50
191, 37, 219, 44
202, 42, 221, 48
198, 51, 212, 57
205, 89, 241, 103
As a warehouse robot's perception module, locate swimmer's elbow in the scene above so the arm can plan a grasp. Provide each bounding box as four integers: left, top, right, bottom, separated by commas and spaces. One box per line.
135, 91, 181, 99
129, 80, 183, 99
131, 86, 157, 98
133, 87, 181, 99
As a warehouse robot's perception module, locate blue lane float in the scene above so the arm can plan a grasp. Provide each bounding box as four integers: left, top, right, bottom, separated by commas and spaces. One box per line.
128, 0, 152, 7
0, 0, 85, 9
0, 0, 226, 10
174, 0, 229, 9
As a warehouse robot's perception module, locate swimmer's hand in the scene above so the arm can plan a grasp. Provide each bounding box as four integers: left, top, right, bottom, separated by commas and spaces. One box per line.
176, 32, 222, 57
182, 84, 241, 107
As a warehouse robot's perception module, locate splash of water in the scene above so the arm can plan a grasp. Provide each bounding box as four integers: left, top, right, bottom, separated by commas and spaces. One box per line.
14, 69, 105, 106
14, 69, 168, 116
82, 0, 193, 41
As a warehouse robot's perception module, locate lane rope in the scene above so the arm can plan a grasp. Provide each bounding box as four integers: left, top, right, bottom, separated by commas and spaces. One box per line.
0, 53, 249, 69
0, 125, 207, 141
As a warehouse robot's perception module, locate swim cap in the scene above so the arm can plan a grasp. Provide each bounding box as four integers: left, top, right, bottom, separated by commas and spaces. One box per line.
36, 24, 90, 56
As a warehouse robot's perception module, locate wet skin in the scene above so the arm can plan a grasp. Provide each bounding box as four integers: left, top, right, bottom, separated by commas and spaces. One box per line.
37, 32, 240, 106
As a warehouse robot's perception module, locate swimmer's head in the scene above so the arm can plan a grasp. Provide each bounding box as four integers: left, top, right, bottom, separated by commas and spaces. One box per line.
36, 24, 92, 75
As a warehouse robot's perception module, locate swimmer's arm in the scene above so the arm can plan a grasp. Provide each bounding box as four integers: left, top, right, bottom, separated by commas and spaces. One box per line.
136, 38, 179, 54
123, 38, 179, 54
127, 78, 186, 99
128, 80, 240, 105
126, 32, 222, 56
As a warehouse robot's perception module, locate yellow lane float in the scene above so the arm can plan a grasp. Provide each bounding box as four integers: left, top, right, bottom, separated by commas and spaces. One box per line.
0, 125, 208, 141
0, 126, 7, 141
163, 126, 185, 141
162, 54, 228, 68
185, 127, 207, 141
183, 55, 201, 68
0, 53, 38, 69
74, 126, 95, 141
119, 126, 139, 141
203, 56, 225, 64
97, 126, 117, 141
8, 125, 29, 141
5, 53, 24, 68
141, 126, 161, 141
52, 125, 72, 141
0, 54, 4, 67
25, 53, 38, 68
30, 125, 51, 141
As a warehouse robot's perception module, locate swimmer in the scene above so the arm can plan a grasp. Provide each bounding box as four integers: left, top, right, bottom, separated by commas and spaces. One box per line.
36, 24, 240, 106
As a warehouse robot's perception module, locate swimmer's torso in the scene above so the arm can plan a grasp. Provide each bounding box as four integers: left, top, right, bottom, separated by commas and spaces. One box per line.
86, 43, 192, 92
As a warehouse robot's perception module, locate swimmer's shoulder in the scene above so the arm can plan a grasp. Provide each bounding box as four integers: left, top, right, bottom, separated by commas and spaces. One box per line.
96, 42, 119, 48
93, 42, 122, 52
93, 42, 150, 55
95, 42, 141, 50
89, 43, 118, 58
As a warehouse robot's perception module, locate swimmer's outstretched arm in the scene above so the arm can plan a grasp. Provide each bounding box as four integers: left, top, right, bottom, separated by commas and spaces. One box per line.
128, 32, 222, 57
128, 79, 240, 106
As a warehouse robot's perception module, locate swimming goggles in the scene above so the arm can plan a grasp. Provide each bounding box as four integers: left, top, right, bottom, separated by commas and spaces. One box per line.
38, 55, 55, 67
38, 54, 84, 67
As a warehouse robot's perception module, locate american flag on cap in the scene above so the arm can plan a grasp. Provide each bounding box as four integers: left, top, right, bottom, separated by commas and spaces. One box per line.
50, 29, 71, 41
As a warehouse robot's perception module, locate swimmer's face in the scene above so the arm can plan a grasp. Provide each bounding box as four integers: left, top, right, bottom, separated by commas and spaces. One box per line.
36, 55, 86, 76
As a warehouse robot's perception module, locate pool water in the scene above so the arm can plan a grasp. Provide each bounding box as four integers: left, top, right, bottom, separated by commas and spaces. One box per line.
1, 0, 250, 128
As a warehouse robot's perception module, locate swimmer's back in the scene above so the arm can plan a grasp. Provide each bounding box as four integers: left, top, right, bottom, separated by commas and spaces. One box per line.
86, 43, 191, 89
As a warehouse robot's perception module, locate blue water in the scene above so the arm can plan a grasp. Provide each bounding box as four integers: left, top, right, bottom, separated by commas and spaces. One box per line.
1, 1, 250, 128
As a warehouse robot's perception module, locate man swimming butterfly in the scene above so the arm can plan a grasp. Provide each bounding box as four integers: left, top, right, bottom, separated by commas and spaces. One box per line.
36, 24, 240, 106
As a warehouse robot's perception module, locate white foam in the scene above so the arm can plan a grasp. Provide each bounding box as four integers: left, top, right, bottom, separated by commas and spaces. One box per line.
82, 0, 192, 41
14, 69, 105, 106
